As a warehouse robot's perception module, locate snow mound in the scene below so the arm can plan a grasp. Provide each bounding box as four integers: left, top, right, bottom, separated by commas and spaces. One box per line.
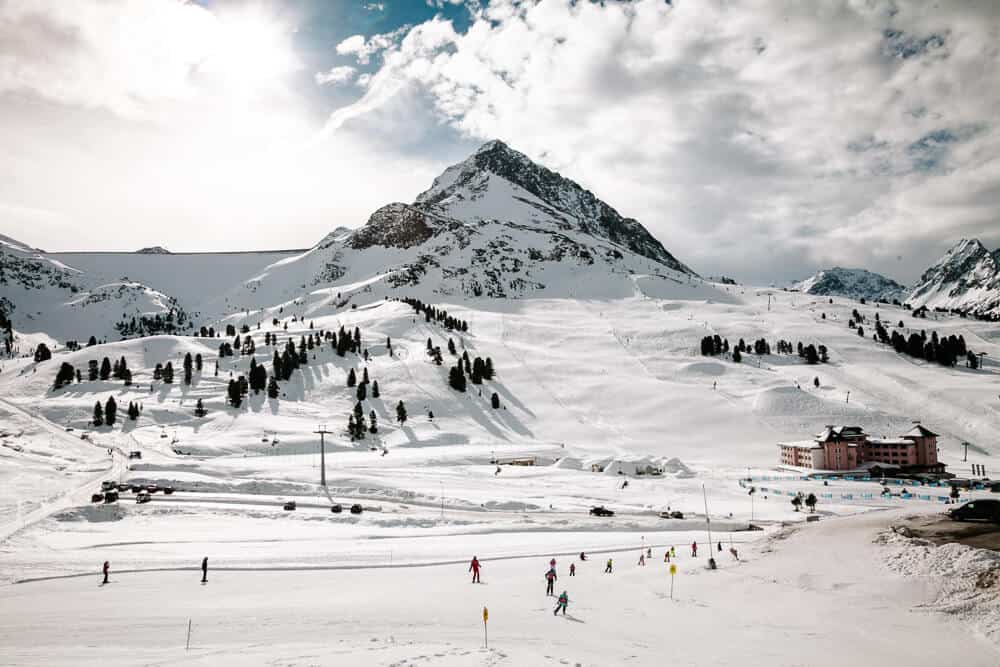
752, 385, 866, 417
877, 528, 1000, 642
678, 360, 727, 377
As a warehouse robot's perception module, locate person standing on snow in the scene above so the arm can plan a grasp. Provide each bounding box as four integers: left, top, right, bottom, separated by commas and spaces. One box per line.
102, 560, 110, 585
553, 590, 569, 616
470, 556, 481, 583
545, 567, 558, 596
647, 547, 652, 559
549, 558, 557, 571
638, 552, 645, 566
579, 552, 587, 561
664, 550, 671, 563
201, 557, 208, 583
605, 558, 613, 574
691, 541, 698, 557
569, 563, 576, 576
670, 546, 676, 559
718, 542, 723, 553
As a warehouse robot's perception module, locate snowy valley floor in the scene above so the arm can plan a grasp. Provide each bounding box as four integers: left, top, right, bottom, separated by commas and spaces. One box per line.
2, 509, 998, 666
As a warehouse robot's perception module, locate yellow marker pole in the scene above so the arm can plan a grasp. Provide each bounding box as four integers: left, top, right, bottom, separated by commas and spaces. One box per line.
483, 606, 489, 648
669, 564, 677, 600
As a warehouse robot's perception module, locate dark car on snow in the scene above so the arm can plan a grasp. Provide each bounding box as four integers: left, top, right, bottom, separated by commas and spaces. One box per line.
350, 504, 363, 514
283, 501, 297, 511
589, 506, 615, 517
330, 504, 343, 513
91, 493, 105, 503
948, 499, 1000, 523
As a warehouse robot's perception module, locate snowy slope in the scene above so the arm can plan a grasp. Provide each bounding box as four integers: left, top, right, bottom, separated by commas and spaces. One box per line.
794, 266, 906, 302
907, 238, 1000, 315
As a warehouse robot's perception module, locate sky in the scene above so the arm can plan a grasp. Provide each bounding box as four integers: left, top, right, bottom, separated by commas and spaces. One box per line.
1, 0, 999, 284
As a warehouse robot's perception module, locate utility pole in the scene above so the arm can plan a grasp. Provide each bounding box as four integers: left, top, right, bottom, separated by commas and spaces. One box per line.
314, 425, 331, 486
962, 441, 969, 462
702, 484, 716, 570
845, 391, 850, 404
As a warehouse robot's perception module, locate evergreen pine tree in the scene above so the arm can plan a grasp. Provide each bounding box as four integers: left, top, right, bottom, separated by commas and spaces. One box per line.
356, 382, 367, 402
100, 357, 112, 380
105, 396, 117, 426
92, 401, 104, 427
371, 380, 380, 398
347, 368, 357, 387
396, 400, 407, 425
267, 375, 280, 398
491, 392, 500, 409
195, 398, 206, 417
369, 410, 378, 433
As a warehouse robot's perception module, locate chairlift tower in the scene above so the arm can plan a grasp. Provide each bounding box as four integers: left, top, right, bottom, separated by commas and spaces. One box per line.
314, 425, 332, 486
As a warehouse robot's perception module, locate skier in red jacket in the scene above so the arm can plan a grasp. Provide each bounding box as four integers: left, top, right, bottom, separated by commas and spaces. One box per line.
469, 556, 481, 583
691, 541, 698, 557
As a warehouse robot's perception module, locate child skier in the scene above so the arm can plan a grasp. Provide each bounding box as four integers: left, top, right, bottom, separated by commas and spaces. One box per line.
553, 590, 569, 615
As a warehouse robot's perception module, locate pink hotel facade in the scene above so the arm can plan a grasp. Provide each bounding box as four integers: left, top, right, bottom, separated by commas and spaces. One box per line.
778, 424, 944, 473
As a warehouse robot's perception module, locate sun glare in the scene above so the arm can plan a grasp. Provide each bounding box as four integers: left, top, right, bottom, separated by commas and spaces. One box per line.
199, 11, 298, 95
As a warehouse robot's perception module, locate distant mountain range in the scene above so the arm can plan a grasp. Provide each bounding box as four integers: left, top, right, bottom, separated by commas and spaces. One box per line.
0, 140, 703, 340
793, 267, 907, 302
794, 240, 1000, 316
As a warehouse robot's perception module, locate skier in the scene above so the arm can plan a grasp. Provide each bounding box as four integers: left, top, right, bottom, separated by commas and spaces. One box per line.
579, 552, 587, 561
495, 466, 501, 476
718, 542, 723, 553
729, 546, 740, 561
549, 558, 557, 571
201, 556, 208, 583
102, 560, 109, 585
670, 546, 676, 559
470, 556, 481, 583
569, 563, 576, 577
605, 558, 613, 574
647, 547, 652, 559
638, 552, 645, 566
691, 541, 698, 557
553, 590, 569, 616
545, 567, 557, 596
664, 550, 671, 563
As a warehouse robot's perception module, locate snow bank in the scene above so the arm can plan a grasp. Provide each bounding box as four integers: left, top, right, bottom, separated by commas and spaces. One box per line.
877, 527, 1000, 642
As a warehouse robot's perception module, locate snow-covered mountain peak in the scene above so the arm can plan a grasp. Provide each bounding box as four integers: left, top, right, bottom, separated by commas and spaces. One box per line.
412, 140, 693, 273
793, 267, 906, 301
136, 246, 171, 254
906, 238, 1000, 315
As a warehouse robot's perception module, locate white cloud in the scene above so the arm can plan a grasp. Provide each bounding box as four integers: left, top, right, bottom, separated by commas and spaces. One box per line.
315, 65, 357, 86
334, 26, 412, 65
322, 0, 1000, 283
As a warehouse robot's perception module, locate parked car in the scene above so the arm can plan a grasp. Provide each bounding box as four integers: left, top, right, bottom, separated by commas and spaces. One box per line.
350, 503, 363, 514
65, 427, 74, 432
128, 451, 142, 460
589, 506, 615, 517
283, 501, 297, 511
100, 480, 117, 491
136, 491, 151, 504
330, 503, 343, 513
130, 484, 143, 494
948, 499, 1000, 523
117, 483, 130, 493
103, 490, 119, 503
162, 486, 174, 495
659, 510, 685, 519
145, 484, 159, 494
91, 493, 105, 503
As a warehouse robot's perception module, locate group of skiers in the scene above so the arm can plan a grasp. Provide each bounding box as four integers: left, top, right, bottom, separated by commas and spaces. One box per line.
467, 540, 741, 618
